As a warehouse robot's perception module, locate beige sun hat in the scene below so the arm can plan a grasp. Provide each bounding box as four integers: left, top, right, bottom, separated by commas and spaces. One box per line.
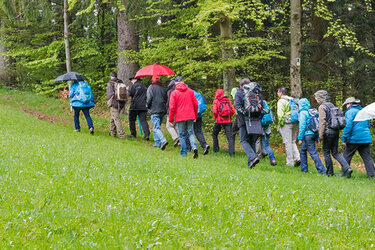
342, 97, 360, 106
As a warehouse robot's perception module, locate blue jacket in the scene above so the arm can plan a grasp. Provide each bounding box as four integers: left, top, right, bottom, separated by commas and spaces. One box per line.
69, 81, 95, 108
342, 105, 372, 144
297, 98, 315, 140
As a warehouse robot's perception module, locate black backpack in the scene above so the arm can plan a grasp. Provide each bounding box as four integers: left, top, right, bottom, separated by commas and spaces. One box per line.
325, 103, 346, 130
242, 82, 263, 117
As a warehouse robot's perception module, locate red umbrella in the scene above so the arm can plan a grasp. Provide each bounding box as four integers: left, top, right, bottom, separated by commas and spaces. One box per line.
134, 64, 176, 78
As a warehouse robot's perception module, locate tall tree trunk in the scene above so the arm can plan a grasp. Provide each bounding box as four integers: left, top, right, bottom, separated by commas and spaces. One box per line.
63, 0, 71, 74
117, 0, 139, 87
290, 0, 302, 98
219, 13, 236, 95
0, 20, 8, 84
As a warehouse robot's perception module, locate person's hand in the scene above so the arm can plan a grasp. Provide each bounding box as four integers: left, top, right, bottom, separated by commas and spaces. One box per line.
298, 140, 303, 145
342, 142, 346, 147
316, 140, 319, 146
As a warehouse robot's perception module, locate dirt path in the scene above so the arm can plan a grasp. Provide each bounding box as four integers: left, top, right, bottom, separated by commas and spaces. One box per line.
19, 107, 72, 124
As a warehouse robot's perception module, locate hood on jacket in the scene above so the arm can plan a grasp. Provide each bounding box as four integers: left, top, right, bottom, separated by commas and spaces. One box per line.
215, 89, 224, 99
167, 80, 176, 91
175, 82, 188, 92
314, 90, 329, 104
298, 98, 311, 112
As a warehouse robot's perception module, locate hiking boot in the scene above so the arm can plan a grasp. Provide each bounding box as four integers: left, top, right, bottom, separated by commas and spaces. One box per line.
248, 157, 259, 168
193, 148, 199, 159
343, 168, 353, 178
89, 127, 94, 135
270, 160, 277, 166
294, 160, 301, 167
160, 141, 168, 150
203, 145, 210, 155
74, 129, 80, 132
173, 138, 179, 147
143, 136, 149, 141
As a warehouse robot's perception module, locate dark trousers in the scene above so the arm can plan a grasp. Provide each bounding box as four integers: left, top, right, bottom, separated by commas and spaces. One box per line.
212, 122, 234, 156
344, 143, 375, 177
186, 117, 208, 150
300, 135, 326, 174
128, 110, 150, 138
73, 107, 93, 130
232, 118, 239, 150
323, 133, 350, 175
239, 126, 259, 165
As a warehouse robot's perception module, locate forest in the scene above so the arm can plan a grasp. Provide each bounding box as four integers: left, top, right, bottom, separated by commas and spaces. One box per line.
0, 0, 374, 107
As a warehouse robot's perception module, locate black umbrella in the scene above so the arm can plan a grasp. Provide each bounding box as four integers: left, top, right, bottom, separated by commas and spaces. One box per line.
54, 72, 87, 82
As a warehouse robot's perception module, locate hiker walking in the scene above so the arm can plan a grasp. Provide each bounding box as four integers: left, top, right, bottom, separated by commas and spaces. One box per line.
107, 72, 126, 139
166, 80, 180, 146
128, 76, 150, 140
235, 79, 264, 168
69, 80, 95, 134
342, 97, 375, 178
277, 86, 300, 167
314, 90, 352, 177
146, 75, 168, 150
212, 89, 235, 156
297, 98, 326, 174
175, 77, 210, 155
261, 100, 277, 166
169, 81, 199, 158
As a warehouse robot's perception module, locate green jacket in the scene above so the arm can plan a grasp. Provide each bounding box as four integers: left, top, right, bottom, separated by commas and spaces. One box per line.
277, 96, 291, 126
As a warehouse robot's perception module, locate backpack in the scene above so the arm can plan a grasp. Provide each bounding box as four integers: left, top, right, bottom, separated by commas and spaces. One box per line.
261, 101, 274, 127
325, 103, 346, 130
76, 81, 93, 104
307, 108, 319, 133
217, 98, 234, 117
113, 80, 127, 102
243, 82, 263, 117
194, 91, 207, 117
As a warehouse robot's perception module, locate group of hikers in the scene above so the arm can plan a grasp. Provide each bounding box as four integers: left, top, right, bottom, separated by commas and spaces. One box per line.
68, 72, 375, 178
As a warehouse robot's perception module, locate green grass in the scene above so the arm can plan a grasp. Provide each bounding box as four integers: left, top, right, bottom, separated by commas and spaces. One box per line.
1, 88, 375, 248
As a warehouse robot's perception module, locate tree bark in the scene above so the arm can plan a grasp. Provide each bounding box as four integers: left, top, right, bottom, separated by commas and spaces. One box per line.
117, 1, 139, 87
290, 0, 302, 98
219, 13, 236, 95
63, 0, 71, 74
0, 20, 8, 84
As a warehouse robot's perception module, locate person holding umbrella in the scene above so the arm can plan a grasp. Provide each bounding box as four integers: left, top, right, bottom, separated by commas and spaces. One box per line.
146, 75, 168, 150
342, 97, 375, 178
68, 79, 95, 134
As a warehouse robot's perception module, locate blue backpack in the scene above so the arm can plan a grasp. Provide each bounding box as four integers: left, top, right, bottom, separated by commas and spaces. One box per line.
194, 91, 207, 117
76, 81, 93, 104
289, 98, 299, 123
307, 108, 319, 133
261, 101, 273, 127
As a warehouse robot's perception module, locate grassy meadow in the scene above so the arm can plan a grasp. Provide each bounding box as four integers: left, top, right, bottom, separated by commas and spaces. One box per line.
0, 88, 375, 248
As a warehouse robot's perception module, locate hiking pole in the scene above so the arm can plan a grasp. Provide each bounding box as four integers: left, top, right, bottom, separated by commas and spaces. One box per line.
137, 115, 143, 136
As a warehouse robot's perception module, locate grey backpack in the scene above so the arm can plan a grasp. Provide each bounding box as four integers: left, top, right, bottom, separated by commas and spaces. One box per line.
325, 103, 346, 130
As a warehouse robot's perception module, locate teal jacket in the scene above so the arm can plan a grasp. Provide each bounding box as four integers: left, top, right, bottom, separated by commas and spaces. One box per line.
69, 81, 95, 108
297, 98, 316, 140
342, 105, 372, 144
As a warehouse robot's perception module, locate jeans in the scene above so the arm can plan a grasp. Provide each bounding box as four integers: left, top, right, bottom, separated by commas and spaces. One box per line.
212, 123, 234, 156
261, 134, 276, 161
150, 113, 167, 147
300, 134, 326, 174
239, 126, 259, 165
177, 120, 197, 156
73, 107, 93, 130
322, 133, 350, 175
344, 143, 375, 177
280, 124, 300, 166
186, 117, 208, 151
129, 110, 150, 138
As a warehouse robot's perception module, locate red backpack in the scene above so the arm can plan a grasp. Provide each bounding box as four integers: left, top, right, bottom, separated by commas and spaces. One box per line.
218, 98, 233, 117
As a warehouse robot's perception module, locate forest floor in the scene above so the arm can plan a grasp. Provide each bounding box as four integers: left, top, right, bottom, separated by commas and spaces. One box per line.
0, 88, 374, 248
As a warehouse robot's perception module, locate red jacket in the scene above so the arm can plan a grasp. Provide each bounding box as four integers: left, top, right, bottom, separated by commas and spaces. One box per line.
212, 89, 235, 123
169, 82, 198, 123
